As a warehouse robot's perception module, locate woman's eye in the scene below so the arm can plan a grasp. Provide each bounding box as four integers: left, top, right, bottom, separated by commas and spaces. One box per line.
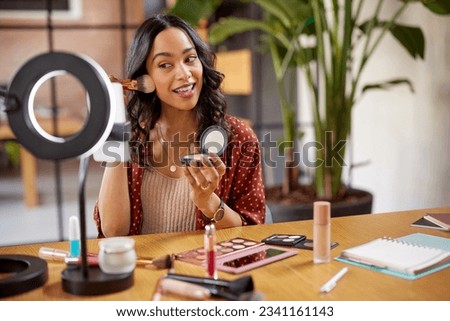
159, 63, 172, 69
187, 56, 197, 63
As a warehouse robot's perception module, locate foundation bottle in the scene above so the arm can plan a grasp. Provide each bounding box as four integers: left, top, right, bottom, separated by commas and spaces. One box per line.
313, 201, 331, 263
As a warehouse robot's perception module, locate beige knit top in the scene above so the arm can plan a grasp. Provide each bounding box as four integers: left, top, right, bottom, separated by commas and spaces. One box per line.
140, 169, 196, 234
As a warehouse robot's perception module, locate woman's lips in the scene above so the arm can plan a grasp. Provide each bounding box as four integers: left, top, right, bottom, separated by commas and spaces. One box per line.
173, 83, 195, 98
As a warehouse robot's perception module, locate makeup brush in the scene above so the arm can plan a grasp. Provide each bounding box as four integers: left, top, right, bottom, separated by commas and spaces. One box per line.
136, 254, 174, 270
40, 246, 174, 270
65, 254, 173, 270
109, 74, 155, 93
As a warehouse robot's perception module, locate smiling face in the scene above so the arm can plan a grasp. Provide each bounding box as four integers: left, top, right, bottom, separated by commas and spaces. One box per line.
146, 27, 203, 113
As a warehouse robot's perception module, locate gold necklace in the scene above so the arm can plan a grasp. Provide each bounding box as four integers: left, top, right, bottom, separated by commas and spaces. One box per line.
155, 124, 197, 173
156, 124, 177, 173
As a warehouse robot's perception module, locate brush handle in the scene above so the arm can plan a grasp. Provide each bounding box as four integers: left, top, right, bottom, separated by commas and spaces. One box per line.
135, 258, 154, 267
109, 75, 138, 91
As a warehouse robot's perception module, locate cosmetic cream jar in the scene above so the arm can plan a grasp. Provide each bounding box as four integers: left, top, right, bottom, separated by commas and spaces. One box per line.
98, 237, 136, 274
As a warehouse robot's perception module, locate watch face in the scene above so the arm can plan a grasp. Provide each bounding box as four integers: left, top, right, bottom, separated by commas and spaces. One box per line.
214, 208, 225, 222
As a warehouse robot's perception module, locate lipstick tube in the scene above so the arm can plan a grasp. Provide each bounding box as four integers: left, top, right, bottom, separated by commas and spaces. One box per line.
204, 224, 218, 279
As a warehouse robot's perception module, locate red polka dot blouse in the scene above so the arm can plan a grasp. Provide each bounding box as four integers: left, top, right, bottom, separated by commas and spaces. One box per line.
94, 115, 266, 236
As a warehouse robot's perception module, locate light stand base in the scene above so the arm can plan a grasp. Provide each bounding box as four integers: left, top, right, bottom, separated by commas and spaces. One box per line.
0, 255, 48, 298
61, 266, 133, 295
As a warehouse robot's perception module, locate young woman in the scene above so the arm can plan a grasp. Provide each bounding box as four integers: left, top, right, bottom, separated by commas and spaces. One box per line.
94, 14, 265, 237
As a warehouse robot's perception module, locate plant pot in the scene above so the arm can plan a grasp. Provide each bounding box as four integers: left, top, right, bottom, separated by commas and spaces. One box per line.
267, 188, 373, 223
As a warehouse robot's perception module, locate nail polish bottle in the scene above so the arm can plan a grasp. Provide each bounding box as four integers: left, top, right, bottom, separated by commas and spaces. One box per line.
313, 201, 331, 263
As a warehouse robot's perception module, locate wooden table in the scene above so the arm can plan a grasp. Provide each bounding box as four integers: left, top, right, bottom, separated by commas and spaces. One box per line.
0, 117, 83, 207
1, 206, 449, 301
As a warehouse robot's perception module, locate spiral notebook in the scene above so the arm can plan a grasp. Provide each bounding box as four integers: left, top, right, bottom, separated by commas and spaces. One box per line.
336, 234, 450, 280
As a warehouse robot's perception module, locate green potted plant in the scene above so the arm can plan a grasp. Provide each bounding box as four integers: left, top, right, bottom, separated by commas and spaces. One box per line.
169, 0, 450, 221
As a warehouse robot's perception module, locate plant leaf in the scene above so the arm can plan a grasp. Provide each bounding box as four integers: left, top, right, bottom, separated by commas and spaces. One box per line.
421, 0, 450, 15
167, 0, 222, 27
359, 20, 425, 60
389, 23, 425, 59
208, 17, 273, 45
253, 0, 293, 28
361, 78, 415, 94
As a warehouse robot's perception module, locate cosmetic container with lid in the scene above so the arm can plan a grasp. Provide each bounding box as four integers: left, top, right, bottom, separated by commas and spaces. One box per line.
98, 237, 136, 274
313, 201, 331, 263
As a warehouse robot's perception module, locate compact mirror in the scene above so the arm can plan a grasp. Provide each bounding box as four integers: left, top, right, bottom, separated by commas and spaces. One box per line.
181, 125, 227, 166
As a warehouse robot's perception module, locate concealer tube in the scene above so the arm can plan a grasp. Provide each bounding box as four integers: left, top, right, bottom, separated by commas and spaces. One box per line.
313, 201, 331, 264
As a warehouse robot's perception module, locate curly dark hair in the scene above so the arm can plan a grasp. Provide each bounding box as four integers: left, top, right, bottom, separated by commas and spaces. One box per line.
125, 14, 229, 166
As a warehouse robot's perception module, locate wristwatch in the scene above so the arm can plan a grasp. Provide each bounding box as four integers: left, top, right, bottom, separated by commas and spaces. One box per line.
203, 199, 225, 223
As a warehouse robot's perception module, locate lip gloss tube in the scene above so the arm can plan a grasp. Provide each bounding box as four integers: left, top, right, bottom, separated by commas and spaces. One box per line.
38, 246, 97, 263
39, 247, 70, 262
65, 256, 99, 266
204, 224, 217, 279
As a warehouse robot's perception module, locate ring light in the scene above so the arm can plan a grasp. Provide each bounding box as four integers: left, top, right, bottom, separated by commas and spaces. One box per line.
6, 52, 115, 160
2, 51, 133, 297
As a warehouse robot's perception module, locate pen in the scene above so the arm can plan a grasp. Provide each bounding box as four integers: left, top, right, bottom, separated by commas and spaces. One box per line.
320, 267, 348, 293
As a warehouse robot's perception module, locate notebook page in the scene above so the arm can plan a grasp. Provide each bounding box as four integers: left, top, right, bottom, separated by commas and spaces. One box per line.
341, 237, 450, 275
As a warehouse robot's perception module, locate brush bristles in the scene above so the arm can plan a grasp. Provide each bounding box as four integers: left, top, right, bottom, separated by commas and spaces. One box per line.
152, 254, 173, 269
136, 74, 155, 93
136, 254, 173, 269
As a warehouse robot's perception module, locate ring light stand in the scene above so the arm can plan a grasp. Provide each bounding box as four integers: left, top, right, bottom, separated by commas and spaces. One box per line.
0, 255, 48, 298
2, 52, 133, 296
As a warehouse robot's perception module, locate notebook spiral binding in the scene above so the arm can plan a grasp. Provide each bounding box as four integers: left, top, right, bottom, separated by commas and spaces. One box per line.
381, 237, 439, 251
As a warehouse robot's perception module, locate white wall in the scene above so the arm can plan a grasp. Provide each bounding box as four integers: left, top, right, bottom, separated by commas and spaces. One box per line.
299, 3, 450, 213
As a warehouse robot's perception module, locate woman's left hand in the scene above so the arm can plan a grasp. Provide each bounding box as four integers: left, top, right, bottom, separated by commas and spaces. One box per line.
183, 153, 226, 214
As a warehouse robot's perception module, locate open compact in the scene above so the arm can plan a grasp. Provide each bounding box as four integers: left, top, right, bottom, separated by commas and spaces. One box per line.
181, 125, 227, 166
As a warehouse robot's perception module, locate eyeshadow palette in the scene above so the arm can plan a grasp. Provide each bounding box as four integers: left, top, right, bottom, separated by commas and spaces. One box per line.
175, 237, 298, 273
262, 234, 339, 250
261, 234, 306, 246
175, 237, 262, 265
294, 239, 339, 250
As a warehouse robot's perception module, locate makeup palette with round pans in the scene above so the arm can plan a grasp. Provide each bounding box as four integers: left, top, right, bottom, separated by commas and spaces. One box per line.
176, 238, 262, 265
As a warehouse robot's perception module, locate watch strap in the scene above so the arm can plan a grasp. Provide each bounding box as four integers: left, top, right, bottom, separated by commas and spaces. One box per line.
202, 199, 224, 223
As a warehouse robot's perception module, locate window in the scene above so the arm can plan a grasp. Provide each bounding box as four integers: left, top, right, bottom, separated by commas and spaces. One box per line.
0, 0, 82, 19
